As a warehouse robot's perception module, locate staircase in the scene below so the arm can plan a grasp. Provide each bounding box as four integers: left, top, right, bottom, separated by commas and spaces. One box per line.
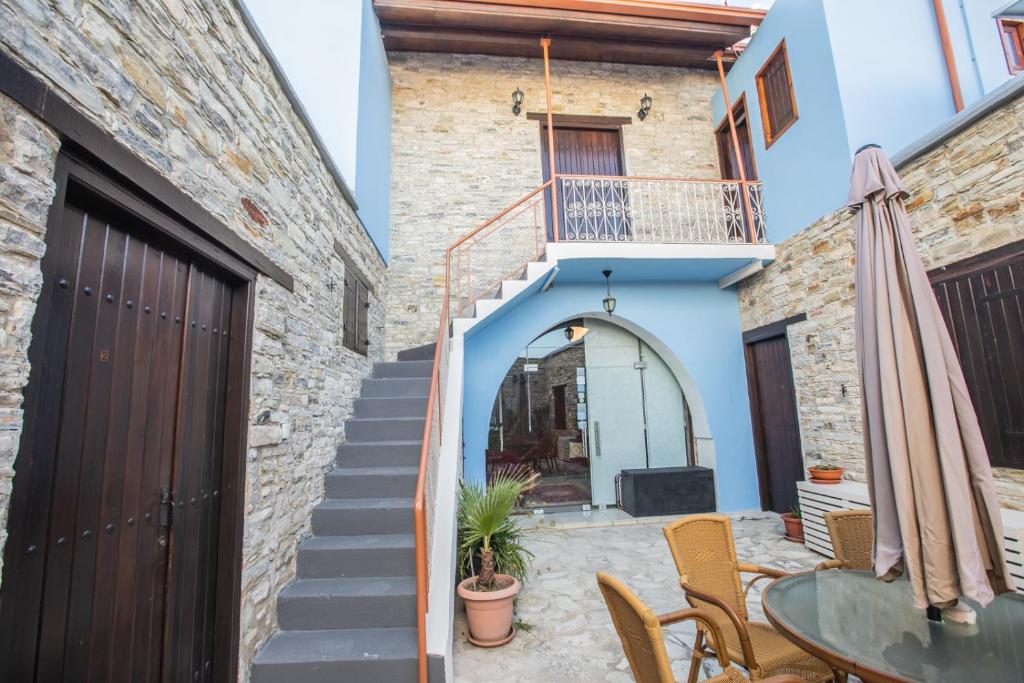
251, 356, 433, 683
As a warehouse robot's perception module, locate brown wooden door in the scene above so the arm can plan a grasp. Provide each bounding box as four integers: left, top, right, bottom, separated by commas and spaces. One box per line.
541, 126, 628, 240
716, 97, 757, 182
745, 334, 804, 513
931, 242, 1024, 469
0, 192, 235, 681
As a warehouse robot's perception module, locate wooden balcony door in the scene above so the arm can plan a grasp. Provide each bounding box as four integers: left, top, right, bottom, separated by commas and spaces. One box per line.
540, 124, 629, 240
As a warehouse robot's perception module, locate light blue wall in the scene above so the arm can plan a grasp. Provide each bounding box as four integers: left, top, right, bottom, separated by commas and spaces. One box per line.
355, 0, 392, 260
956, 0, 1019, 98
712, 0, 851, 243
824, 0, 956, 158
461, 281, 762, 512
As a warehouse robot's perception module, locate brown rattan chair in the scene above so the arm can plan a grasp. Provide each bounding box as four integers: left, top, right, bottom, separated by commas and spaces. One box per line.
662, 514, 837, 683
596, 572, 805, 683
816, 509, 873, 571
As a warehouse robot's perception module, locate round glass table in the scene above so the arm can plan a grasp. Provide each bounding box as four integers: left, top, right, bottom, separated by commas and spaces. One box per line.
761, 570, 1024, 683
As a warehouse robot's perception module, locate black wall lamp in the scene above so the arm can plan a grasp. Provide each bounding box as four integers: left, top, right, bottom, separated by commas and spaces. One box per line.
602, 270, 616, 315
637, 93, 652, 121
512, 87, 524, 115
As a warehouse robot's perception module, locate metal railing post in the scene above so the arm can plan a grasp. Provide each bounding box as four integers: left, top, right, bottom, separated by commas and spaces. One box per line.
541, 36, 559, 242
714, 50, 756, 243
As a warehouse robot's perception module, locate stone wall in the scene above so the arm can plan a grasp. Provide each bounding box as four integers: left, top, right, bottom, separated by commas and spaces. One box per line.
0, 0, 387, 677
387, 52, 721, 357
737, 93, 1024, 509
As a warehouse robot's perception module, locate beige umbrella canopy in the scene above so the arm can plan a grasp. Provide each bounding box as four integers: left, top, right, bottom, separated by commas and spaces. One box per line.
850, 145, 1012, 610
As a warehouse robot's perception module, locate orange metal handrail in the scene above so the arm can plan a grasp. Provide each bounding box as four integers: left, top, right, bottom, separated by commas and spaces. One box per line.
412, 171, 766, 681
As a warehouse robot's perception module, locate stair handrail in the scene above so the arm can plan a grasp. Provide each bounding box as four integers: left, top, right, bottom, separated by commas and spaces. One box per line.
412, 173, 765, 680
413, 179, 552, 683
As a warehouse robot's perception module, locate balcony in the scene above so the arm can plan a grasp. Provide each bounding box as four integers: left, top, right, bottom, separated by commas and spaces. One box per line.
447, 175, 770, 316
556, 175, 766, 244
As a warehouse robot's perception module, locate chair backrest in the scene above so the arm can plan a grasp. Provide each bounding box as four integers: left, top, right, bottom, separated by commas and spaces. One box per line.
596, 573, 734, 683
825, 509, 873, 570
662, 514, 748, 621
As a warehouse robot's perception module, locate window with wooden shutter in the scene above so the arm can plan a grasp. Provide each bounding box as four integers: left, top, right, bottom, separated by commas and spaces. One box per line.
755, 41, 798, 147
1000, 19, 1024, 74
342, 273, 371, 356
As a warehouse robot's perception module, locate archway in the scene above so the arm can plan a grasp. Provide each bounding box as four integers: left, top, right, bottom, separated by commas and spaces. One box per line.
482, 314, 711, 510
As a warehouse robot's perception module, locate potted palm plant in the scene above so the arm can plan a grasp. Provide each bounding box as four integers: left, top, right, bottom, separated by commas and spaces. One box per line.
456, 468, 535, 647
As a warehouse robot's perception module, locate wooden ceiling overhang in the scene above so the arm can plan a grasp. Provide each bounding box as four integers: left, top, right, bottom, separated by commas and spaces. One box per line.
373, 0, 765, 69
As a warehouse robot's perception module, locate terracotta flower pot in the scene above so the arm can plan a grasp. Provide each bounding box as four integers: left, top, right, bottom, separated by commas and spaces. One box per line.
808, 466, 843, 484
781, 512, 804, 542
457, 574, 521, 647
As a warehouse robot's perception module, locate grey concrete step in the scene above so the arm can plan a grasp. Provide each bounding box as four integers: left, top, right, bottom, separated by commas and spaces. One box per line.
277, 577, 416, 630
325, 466, 418, 499
373, 360, 434, 378
312, 497, 413, 536
250, 628, 417, 683
297, 535, 415, 578
353, 396, 427, 418
360, 377, 430, 398
345, 416, 424, 442
396, 343, 435, 361
336, 441, 421, 468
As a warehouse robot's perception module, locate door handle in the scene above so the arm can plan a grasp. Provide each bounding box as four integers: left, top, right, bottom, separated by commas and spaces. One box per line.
158, 486, 173, 548
594, 421, 601, 457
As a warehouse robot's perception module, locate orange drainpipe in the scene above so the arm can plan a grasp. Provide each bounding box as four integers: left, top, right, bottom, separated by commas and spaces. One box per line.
931, 0, 964, 112
714, 50, 756, 243
541, 36, 560, 242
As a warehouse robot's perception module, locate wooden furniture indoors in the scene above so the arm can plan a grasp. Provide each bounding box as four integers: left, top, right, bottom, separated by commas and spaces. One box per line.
815, 510, 873, 571
662, 514, 837, 683
596, 572, 805, 683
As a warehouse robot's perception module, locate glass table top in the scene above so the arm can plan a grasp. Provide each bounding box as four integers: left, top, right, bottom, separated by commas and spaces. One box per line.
762, 570, 1024, 683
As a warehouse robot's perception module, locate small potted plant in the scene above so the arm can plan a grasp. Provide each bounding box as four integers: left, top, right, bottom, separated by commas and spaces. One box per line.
781, 504, 804, 542
456, 467, 535, 647
808, 462, 844, 484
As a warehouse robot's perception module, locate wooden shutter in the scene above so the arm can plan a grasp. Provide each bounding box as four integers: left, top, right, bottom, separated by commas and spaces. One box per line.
756, 41, 798, 147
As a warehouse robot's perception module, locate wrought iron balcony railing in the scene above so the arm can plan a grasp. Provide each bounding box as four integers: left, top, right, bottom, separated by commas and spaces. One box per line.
558, 175, 767, 244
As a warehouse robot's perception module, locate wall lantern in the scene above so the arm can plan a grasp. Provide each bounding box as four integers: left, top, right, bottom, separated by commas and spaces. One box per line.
637, 93, 653, 121
512, 87, 525, 115
602, 270, 616, 316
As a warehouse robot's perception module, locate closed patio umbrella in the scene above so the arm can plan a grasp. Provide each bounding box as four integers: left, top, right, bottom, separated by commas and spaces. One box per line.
851, 145, 1012, 611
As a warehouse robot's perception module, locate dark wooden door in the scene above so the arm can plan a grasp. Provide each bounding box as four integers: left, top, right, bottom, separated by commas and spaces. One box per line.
716, 97, 757, 181
0, 193, 234, 681
745, 334, 803, 513
931, 242, 1024, 469
541, 126, 628, 240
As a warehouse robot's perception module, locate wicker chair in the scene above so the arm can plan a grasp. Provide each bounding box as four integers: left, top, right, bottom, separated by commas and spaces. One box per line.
662, 515, 837, 683
596, 573, 805, 683
816, 510, 873, 571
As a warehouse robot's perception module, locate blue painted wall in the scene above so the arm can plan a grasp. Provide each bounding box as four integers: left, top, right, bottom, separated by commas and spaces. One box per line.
712, 0, 851, 243
355, 0, 392, 260
823, 0, 955, 157
460, 280, 762, 512
713, 0, 1021, 244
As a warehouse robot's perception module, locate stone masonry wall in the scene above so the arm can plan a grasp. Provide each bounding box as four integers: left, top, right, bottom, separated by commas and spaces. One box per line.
737, 94, 1024, 509
0, 1, 386, 677
387, 53, 721, 357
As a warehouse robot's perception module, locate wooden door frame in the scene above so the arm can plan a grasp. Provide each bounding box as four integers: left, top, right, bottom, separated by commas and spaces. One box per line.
532, 114, 631, 177
742, 314, 805, 511
715, 92, 757, 180
0, 150, 255, 682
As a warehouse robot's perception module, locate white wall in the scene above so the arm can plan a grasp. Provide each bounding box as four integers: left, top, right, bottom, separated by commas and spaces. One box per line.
243, 0, 363, 186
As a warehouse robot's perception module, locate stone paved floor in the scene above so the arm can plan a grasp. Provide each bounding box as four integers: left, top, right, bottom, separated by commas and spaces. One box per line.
453, 511, 823, 682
